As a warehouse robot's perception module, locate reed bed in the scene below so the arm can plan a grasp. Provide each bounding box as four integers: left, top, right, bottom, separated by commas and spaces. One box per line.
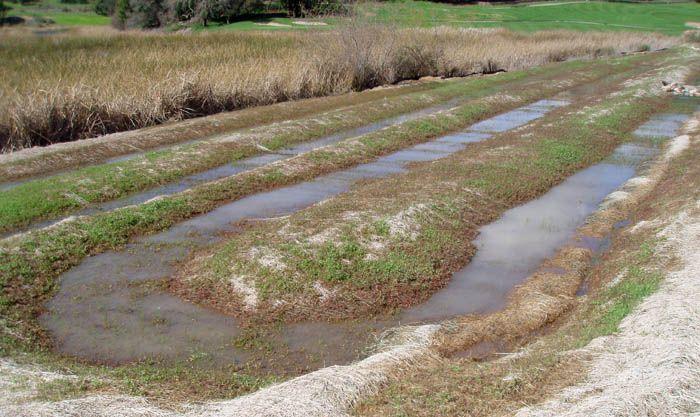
0, 26, 677, 151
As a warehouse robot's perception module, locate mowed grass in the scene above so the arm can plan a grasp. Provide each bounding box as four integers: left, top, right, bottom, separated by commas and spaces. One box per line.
359, 1, 700, 35
3, 0, 110, 26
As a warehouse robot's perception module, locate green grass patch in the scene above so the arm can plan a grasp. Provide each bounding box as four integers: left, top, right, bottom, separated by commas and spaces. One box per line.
193, 17, 333, 32
5, 0, 109, 26
578, 252, 664, 346
359, 0, 699, 35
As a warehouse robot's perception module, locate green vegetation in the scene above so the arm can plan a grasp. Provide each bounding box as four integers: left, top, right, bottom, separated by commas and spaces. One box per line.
578, 238, 664, 344
360, 1, 700, 35
3, 0, 109, 25
191, 16, 329, 31
107, 0, 344, 29
3, 0, 697, 34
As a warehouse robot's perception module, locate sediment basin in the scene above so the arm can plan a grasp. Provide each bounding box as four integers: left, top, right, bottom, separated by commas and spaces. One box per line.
39, 98, 694, 372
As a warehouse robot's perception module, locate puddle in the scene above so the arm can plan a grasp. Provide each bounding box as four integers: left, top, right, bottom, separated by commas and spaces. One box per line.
614, 219, 632, 229
40, 99, 568, 366
401, 162, 635, 322
0, 97, 468, 196
39, 99, 697, 372
469, 100, 568, 133
633, 113, 690, 138
402, 108, 694, 323
0, 179, 27, 192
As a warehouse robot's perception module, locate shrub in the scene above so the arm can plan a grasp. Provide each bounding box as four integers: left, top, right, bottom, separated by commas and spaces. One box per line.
112, 0, 130, 28
282, 0, 346, 17
129, 0, 165, 28
0, 1, 7, 23
95, 0, 116, 16
683, 30, 700, 43
172, 0, 196, 20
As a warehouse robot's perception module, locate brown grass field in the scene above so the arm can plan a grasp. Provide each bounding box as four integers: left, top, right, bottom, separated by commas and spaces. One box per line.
0, 26, 676, 151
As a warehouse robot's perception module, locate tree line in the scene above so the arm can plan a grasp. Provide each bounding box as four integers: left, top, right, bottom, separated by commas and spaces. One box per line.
93, 0, 346, 28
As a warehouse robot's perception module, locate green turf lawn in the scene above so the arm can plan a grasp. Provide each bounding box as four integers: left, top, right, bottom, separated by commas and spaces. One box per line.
4, 0, 110, 26
359, 1, 700, 35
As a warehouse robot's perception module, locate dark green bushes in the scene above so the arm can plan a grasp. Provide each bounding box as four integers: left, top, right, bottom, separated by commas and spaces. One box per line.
109, 0, 345, 28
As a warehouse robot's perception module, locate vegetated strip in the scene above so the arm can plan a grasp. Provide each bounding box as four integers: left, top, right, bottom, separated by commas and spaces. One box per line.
0, 56, 644, 236
171, 63, 686, 323
0, 79, 441, 181
0, 56, 654, 346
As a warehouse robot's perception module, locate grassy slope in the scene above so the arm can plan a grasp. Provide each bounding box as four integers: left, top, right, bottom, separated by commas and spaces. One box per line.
359, 1, 699, 35
4, 0, 109, 26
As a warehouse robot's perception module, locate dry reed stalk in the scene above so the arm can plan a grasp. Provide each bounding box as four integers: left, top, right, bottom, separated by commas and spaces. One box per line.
0, 27, 678, 151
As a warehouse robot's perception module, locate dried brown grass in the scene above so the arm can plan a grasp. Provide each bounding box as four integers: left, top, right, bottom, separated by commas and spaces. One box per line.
0, 26, 677, 151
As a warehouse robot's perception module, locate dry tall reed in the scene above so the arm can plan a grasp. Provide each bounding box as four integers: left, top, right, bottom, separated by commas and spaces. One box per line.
0, 26, 677, 151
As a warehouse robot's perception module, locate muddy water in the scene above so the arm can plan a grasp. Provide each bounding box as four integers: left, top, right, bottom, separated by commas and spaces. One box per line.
40, 99, 569, 366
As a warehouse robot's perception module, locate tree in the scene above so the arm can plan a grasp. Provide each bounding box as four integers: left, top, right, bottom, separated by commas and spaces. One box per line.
195, 0, 216, 26
95, 0, 116, 16
0, 1, 7, 24
130, 0, 165, 28
112, 0, 165, 29
281, 0, 302, 17
172, 0, 196, 21
114, 0, 130, 28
